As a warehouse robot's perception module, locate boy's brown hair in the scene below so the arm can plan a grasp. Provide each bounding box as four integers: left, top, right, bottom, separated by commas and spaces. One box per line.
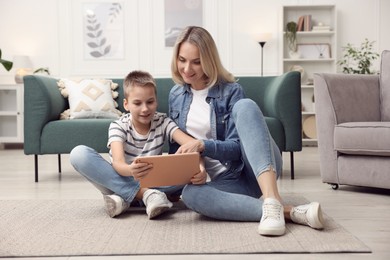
123, 70, 157, 98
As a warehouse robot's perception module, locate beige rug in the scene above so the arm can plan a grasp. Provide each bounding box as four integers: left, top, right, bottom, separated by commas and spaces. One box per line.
0, 196, 370, 257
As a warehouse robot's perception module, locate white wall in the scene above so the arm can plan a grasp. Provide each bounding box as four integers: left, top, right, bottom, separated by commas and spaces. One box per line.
0, 0, 389, 83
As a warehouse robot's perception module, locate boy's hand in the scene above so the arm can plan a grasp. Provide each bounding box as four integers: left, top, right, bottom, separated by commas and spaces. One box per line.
130, 160, 153, 180
191, 161, 207, 185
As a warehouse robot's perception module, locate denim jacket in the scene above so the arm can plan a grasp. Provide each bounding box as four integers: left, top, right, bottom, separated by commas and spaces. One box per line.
168, 81, 245, 173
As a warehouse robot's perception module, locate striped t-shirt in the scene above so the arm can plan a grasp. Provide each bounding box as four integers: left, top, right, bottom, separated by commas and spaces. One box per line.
107, 112, 179, 164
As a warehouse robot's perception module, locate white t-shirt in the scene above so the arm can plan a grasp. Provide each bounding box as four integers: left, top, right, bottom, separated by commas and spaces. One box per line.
187, 87, 227, 178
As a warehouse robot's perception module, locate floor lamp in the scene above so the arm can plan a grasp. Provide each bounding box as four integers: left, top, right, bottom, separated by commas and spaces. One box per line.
257, 33, 272, 76
258, 41, 266, 76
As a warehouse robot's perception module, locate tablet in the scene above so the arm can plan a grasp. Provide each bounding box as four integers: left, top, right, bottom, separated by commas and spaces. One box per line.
135, 152, 200, 188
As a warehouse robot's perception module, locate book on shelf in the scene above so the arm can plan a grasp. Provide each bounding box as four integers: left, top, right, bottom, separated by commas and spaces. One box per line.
304, 15, 312, 31
297, 16, 304, 31
296, 15, 312, 31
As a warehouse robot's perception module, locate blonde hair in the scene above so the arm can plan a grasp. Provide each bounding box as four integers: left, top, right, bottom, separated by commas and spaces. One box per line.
123, 70, 157, 98
171, 26, 235, 87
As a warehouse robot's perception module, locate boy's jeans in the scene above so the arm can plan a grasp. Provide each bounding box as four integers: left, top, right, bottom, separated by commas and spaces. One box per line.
70, 145, 183, 203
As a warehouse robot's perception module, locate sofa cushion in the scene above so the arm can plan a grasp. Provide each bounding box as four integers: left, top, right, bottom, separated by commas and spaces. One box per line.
380, 50, 390, 121
40, 119, 113, 153
57, 79, 122, 119
334, 122, 390, 156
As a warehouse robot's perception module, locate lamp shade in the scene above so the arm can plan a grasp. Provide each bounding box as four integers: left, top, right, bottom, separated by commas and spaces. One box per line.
13, 55, 33, 69
256, 33, 272, 43
13, 55, 33, 84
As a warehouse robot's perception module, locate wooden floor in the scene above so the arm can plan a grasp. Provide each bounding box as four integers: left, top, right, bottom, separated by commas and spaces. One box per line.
0, 146, 389, 260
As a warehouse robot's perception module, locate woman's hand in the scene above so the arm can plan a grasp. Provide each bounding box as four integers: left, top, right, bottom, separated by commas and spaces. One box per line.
191, 161, 207, 185
176, 139, 205, 154
191, 158, 207, 185
129, 160, 153, 180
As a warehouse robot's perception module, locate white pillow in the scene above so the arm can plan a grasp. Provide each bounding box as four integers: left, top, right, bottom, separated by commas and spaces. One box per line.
57, 78, 123, 119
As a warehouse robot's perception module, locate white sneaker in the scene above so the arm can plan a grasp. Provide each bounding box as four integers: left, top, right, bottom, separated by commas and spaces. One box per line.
103, 194, 130, 218
290, 202, 324, 229
258, 198, 286, 236
142, 189, 173, 219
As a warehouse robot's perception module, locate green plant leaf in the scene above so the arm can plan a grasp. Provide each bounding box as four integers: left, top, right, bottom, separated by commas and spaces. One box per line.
0, 49, 13, 71
337, 39, 379, 74
0, 59, 13, 71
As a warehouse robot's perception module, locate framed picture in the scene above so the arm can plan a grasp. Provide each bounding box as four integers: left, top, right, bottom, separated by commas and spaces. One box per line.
297, 43, 331, 59
164, 0, 203, 47
82, 2, 124, 60
61, 0, 139, 76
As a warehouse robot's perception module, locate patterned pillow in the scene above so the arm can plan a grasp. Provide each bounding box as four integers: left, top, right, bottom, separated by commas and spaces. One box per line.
57, 79, 123, 119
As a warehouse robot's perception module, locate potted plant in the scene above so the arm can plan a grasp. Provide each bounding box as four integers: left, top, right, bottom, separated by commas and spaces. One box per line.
285, 21, 298, 57
0, 49, 13, 71
337, 38, 380, 74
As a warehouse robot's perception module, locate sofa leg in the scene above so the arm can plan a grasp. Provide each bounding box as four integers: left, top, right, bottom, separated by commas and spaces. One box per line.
34, 154, 39, 182
58, 154, 62, 180
290, 152, 294, 180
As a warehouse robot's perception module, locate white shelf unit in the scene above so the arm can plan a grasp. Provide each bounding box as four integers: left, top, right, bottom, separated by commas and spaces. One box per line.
0, 84, 24, 143
281, 5, 337, 146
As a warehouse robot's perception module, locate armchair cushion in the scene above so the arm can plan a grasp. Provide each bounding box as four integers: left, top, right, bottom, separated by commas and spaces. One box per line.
380, 50, 390, 120
320, 74, 381, 123
334, 122, 390, 156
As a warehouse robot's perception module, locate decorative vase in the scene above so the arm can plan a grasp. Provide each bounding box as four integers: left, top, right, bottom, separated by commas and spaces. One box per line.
289, 51, 300, 59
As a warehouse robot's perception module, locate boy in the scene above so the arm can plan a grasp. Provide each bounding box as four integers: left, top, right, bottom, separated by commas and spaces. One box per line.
70, 70, 206, 219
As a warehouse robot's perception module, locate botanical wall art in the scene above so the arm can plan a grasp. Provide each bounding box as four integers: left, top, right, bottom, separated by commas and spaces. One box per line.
83, 2, 124, 59
164, 0, 203, 47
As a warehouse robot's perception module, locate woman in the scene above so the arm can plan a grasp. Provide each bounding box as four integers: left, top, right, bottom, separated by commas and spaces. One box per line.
169, 26, 324, 236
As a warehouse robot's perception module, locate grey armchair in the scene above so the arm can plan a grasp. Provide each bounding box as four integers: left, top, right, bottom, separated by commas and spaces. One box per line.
314, 50, 390, 190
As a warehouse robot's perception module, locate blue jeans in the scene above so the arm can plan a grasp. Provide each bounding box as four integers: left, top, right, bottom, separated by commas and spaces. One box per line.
70, 145, 183, 203
181, 99, 282, 221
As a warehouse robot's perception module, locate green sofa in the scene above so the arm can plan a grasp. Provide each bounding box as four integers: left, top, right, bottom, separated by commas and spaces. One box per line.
24, 72, 302, 182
